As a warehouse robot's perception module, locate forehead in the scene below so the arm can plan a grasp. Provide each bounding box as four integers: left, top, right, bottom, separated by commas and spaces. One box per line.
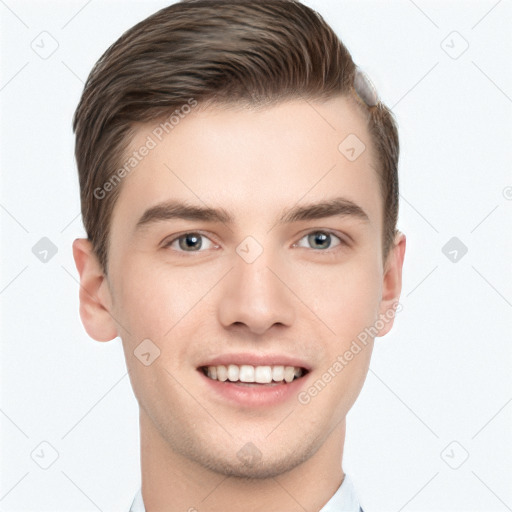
110, 96, 382, 235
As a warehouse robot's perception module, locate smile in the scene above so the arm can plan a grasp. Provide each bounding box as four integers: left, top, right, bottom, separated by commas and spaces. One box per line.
200, 364, 308, 384
197, 363, 311, 407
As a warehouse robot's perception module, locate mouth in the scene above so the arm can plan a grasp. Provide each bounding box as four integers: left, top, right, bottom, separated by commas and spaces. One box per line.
198, 364, 310, 386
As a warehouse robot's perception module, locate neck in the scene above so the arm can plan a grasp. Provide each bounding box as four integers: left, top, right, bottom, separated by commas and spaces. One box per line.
139, 410, 346, 512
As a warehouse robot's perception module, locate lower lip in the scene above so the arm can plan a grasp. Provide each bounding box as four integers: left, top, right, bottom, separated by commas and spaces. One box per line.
198, 370, 310, 407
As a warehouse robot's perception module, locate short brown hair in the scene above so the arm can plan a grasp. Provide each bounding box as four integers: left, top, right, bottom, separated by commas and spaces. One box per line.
73, 0, 399, 273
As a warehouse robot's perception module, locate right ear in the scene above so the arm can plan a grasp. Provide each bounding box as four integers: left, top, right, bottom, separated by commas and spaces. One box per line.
72, 238, 119, 342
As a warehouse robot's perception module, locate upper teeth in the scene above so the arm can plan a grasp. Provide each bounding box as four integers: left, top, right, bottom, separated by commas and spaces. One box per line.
205, 364, 304, 383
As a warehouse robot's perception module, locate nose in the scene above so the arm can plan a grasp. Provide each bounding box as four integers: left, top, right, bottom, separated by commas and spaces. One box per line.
217, 247, 295, 335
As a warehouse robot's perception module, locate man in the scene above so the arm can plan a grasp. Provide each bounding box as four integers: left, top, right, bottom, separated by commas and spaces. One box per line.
72, 1, 406, 510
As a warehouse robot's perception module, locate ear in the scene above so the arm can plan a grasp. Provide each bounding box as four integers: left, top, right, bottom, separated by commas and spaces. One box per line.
72, 238, 119, 342
376, 231, 406, 337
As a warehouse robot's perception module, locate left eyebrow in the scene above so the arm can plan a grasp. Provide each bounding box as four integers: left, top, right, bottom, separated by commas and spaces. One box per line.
134, 196, 370, 231
277, 197, 370, 225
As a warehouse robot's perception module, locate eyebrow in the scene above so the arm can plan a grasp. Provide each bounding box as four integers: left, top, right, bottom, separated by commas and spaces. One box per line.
135, 196, 370, 230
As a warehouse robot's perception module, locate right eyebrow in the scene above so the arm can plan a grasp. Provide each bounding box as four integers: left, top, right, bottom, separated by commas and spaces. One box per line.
135, 201, 233, 230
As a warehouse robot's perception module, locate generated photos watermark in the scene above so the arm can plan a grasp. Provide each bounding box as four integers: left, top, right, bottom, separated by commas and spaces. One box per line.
93, 98, 198, 200
297, 302, 403, 405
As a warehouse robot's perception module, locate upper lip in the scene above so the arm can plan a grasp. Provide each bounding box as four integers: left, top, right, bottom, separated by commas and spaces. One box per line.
198, 353, 311, 372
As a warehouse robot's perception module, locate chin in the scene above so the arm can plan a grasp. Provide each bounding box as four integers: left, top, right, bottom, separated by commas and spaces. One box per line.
180, 436, 320, 480
203, 454, 307, 480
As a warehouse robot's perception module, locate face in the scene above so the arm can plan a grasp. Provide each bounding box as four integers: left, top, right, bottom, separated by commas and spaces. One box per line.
76, 95, 405, 479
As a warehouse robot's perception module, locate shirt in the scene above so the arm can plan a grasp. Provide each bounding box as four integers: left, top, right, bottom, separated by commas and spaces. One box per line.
129, 473, 364, 511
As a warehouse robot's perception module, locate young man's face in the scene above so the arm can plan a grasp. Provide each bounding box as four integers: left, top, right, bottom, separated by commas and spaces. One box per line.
75, 95, 405, 479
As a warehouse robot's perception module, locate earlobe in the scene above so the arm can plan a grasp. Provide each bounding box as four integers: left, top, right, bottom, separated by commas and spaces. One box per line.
72, 238, 119, 342
376, 231, 406, 337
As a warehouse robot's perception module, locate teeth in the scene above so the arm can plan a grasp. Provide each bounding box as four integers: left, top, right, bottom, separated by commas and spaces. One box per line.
255, 366, 272, 383
227, 364, 239, 382
284, 366, 295, 383
216, 365, 228, 382
202, 364, 305, 383
272, 365, 284, 382
239, 365, 254, 382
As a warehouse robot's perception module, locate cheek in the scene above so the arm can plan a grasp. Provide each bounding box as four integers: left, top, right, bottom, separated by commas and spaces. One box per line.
294, 262, 380, 415
111, 257, 220, 342
112, 262, 214, 399
296, 257, 382, 342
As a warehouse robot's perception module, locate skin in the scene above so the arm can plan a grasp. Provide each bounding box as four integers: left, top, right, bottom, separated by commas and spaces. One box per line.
73, 95, 406, 512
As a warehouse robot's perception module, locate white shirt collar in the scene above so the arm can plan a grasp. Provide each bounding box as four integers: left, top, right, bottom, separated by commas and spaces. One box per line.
129, 473, 363, 512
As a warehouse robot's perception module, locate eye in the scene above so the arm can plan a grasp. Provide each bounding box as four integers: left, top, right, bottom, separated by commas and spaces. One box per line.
163, 232, 217, 252
294, 230, 346, 251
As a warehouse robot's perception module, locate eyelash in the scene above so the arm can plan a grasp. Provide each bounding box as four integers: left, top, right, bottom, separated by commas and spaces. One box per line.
161, 230, 349, 255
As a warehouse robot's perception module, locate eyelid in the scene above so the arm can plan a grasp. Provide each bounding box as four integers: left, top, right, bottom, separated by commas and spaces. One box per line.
308, 228, 349, 243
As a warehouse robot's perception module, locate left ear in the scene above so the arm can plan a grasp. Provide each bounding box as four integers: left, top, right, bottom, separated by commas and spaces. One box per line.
376, 230, 406, 337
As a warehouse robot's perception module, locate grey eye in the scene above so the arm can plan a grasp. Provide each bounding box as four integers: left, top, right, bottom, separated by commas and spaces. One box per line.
166, 232, 215, 252
297, 231, 342, 250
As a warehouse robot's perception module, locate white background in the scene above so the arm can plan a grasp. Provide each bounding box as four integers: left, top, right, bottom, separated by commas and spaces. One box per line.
1, 0, 511, 510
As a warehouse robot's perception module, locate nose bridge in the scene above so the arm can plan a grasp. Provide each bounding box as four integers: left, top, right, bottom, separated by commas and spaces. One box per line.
217, 238, 295, 334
